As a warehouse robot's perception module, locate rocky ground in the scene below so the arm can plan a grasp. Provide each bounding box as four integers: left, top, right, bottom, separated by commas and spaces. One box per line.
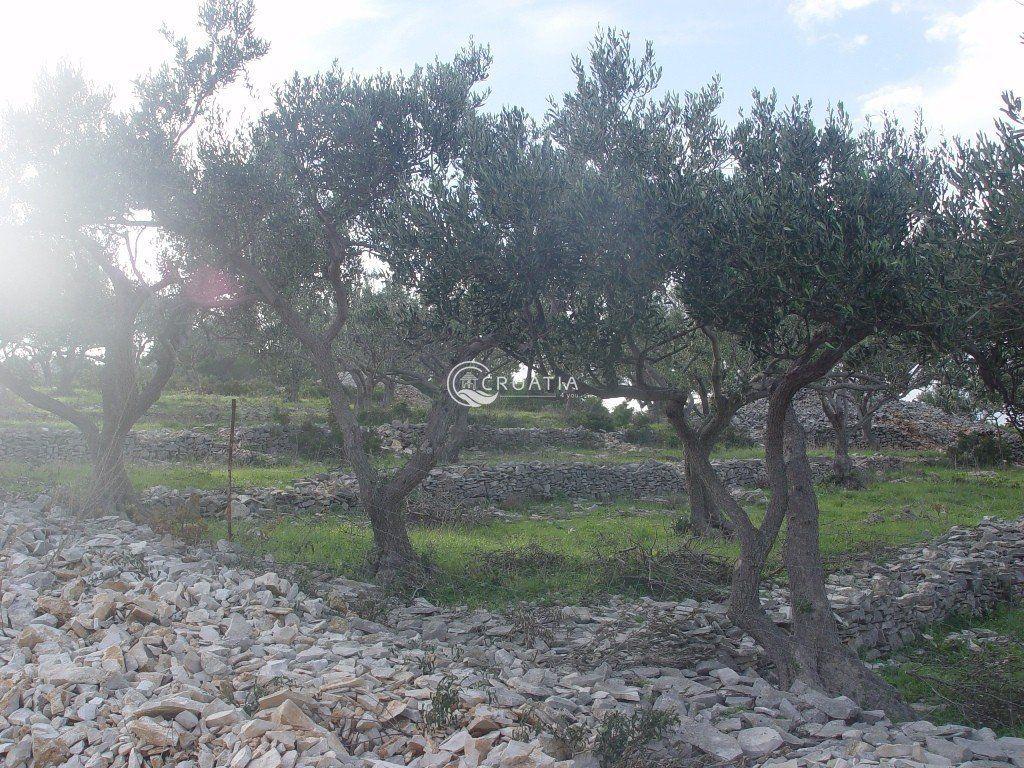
2, 499, 1023, 768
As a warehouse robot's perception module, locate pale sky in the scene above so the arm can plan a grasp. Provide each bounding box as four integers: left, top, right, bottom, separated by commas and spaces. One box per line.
1, 0, 1022, 139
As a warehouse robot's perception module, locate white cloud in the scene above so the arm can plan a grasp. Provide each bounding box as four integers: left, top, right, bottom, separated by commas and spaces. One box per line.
847, 33, 870, 48
0, 2, 194, 106
859, 0, 1024, 137
0, 0, 390, 108
788, 0, 881, 27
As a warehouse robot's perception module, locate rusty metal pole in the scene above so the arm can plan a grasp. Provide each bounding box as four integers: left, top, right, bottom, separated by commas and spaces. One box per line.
226, 397, 237, 542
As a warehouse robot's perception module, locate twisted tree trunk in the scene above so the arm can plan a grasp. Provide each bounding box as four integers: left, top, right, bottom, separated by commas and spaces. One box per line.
819, 391, 859, 488
860, 416, 877, 448
362, 488, 419, 577
86, 429, 135, 512
682, 443, 729, 536
782, 411, 915, 719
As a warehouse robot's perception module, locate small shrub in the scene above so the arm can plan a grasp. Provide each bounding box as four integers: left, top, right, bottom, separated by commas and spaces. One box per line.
611, 402, 634, 429
270, 406, 291, 427
292, 416, 351, 459
425, 675, 462, 731
947, 430, 1014, 467
622, 412, 657, 445
594, 707, 678, 768
217, 380, 257, 396
569, 397, 614, 432
390, 401, 412, 420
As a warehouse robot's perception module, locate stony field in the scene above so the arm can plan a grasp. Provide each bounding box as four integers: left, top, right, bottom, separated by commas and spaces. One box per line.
1, 391, 1023, 767
1, 499, 1023, 768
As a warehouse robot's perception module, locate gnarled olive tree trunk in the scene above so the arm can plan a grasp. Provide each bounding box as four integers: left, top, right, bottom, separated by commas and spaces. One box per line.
670, 383, 913, 719
86, 428, 136, 512
682, 442, 730, 536
782, 410, 915, 719
819, 391, 860, 488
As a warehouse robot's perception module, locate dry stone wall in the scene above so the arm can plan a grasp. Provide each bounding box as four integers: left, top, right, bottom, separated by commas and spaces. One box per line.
141, 454, 904, 520
0, 423, 607, 466
734, 393, 978, 450
0, 397, 987, 466
766, 516, 1024, 659
0, 427, 235, 465
377, 423, 604, 454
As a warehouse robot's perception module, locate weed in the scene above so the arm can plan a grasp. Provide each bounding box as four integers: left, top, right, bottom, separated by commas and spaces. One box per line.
242, 676, 284, 716
948, 430, 1016, 468
544, 717, 589, 756
110, 551, 152, 579
594, 707, 678, 768
137, 494, 209, 547
425, 675, 462, 731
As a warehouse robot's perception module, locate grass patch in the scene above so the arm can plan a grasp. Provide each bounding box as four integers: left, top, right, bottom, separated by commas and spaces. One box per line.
219, 511, 686, 607
208, 466, 1024, 608
0, 460, 334, 498
0, 387, 581, 431
882, 605, 1024, 736
0, 388, 334, 432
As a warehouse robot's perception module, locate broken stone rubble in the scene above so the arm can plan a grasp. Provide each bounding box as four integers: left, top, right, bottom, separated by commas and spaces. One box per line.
0, 500, 1022, 768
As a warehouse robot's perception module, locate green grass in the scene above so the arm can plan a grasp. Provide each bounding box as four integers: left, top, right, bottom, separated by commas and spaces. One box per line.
211, 466, 1024, 608
0, 460, 334, 497
882, 605, 1024, 736
0, 387, 584, 432
221, 509, 683, 606
468, 407, 574, 429
0, 388, 335, 432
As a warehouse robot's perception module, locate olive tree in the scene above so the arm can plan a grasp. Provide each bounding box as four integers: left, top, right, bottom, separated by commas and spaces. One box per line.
540, 33, 757, 535
171, 49, 495, 580
372, 31, 945, 715
386, 33, 770, 532
671, 99, 943, 715
935, 95, 1024, 439
0, 1, 266, 511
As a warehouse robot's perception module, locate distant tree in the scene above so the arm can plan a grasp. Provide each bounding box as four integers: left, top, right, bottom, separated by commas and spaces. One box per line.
168, 48, 495, 580
845, 343, 931, 446
0, 0, 266, 511
812, 340, 931, 486
919, 355, 1003, 423
934, 93, 1024, 439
